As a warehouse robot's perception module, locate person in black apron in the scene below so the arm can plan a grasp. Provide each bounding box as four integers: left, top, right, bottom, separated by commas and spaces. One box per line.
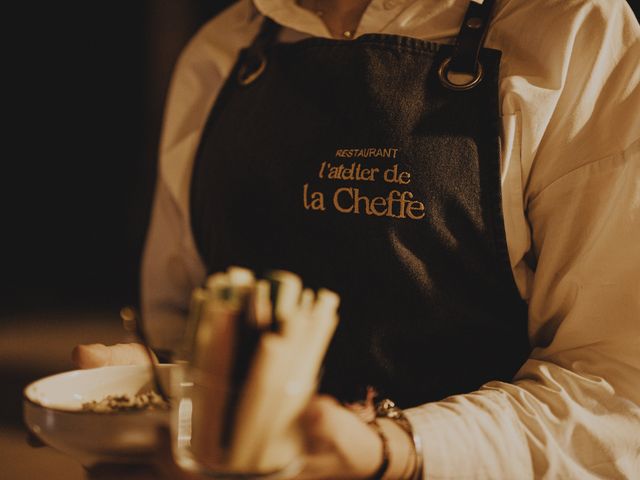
187, 0, 531, 477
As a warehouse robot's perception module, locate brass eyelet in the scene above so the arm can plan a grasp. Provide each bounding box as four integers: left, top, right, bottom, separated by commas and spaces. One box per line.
438, 57, 484, 91
238, 54, 267, 86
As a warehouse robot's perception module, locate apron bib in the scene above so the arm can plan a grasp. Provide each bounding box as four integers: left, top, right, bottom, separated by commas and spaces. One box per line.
190, 1, 530, 407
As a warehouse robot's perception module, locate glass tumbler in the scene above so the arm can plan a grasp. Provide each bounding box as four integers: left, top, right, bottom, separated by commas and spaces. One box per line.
170, 361, 310, 479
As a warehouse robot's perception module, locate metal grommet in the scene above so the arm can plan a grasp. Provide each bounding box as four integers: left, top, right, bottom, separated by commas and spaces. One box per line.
466, 17, 483, 29
438, 57, 484, 91
237, 54, 267, 86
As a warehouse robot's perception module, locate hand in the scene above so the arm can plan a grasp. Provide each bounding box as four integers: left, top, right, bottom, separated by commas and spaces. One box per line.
297, 395, 415, 480
72, 343, 154, 369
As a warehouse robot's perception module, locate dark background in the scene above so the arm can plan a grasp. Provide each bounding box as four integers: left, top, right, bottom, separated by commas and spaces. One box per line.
2, 1, 236, 316
0, 5, 235, 476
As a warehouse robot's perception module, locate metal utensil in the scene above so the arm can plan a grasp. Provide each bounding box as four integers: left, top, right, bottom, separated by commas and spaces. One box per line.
120, 306, 170, 403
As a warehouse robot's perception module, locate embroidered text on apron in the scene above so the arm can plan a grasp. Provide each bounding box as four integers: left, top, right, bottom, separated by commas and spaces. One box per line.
190, 0, 530, 407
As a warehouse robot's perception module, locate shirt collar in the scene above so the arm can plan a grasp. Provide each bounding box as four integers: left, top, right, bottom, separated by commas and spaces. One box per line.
253, 0, 330, 37
252, 0, 428, 38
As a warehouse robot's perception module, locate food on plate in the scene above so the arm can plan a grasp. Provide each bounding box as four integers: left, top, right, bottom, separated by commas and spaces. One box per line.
81, 391, 169, 413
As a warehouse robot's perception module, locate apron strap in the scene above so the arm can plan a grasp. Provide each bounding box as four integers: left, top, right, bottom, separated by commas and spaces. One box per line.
244, 4, 497, 90
250, 15, 282, 53
238, 16, 282, 86
439, 0, 497, 91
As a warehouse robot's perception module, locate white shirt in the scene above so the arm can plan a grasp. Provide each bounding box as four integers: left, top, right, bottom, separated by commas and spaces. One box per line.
141, 0, 640, 477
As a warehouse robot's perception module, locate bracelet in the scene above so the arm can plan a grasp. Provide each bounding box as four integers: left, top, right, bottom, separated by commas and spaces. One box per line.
367, 420, 390, 480
376, 399, 424, 480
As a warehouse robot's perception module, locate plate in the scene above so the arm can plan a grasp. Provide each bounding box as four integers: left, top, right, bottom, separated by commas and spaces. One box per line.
23, 364, 173, 467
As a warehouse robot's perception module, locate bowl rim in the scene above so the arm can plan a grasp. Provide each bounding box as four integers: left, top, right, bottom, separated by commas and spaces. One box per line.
23, 364, 174, 414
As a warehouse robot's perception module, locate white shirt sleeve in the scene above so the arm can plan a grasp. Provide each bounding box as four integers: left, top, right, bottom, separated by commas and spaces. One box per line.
406, 2, 640, 478
140, 175, 206, 351
407, 140, 640, 479
140, 2, 259, 350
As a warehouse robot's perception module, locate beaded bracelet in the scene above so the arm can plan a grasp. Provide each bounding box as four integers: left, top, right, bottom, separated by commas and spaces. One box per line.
375, 398, 424, 480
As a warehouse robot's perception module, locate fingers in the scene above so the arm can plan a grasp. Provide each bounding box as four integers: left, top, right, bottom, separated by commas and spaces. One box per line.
298, 395, 382, 479
72, 344, 110, 368
72, 343, 153, 368
344, 402, 376, 424
344, 386, 377, 423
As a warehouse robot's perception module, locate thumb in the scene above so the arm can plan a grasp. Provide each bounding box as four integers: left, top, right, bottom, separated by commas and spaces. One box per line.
72, 343, 152, 368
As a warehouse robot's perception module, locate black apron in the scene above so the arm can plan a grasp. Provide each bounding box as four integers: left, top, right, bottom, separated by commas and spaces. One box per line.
190, 0, 530, 407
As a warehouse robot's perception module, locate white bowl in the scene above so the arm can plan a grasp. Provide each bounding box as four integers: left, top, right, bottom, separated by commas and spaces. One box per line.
23, 364, 173, 467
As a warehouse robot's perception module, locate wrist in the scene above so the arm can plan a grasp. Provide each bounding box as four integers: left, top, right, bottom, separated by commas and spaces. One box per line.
376, 418, 416, 479
366, 420, 390, 480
